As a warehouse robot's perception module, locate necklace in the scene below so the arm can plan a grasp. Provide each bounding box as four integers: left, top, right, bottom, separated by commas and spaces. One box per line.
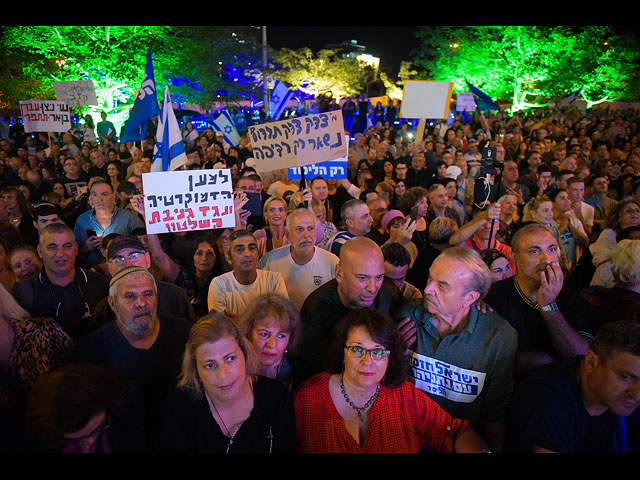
207, 394, 245, 454
340, 377, 379, 423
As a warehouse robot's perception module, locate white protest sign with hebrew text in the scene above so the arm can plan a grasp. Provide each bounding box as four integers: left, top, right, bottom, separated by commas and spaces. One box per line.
19, 100, 72, 133
456, 92, 476, 112
52, 80, 98, 107
248, 110, 347, 173
142, 169, 235, 234
399, 80, 454, 120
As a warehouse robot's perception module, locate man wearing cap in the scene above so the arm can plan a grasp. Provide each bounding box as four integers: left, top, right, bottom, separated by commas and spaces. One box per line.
91, 234, 197, 327
72, 266, 192, 441
11, 222, 109, 340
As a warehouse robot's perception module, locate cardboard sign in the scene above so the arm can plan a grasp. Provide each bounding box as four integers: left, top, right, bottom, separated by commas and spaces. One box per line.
399, 80, 453, 120
248, 110, 347, 172
52, 80, 98, 107
142, 169, 235, 234
19, 100, 72, 133
456, 92, 476, 112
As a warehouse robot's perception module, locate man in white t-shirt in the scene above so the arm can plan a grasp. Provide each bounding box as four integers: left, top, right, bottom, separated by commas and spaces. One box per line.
207, 229, 288, 319
258, 208, 339, 309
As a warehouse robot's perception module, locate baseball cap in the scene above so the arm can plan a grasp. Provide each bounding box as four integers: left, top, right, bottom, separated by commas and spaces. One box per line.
106, 235, 146, 259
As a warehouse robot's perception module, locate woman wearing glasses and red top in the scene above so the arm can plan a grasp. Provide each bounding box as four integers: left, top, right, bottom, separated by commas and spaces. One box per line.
293, 309, 490, 453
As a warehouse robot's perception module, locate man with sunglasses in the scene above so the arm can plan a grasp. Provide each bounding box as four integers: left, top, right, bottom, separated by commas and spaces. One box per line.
396, 247, 517, 453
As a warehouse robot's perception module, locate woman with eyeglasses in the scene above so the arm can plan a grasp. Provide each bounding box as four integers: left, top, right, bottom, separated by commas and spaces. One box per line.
293, 309, 489, 453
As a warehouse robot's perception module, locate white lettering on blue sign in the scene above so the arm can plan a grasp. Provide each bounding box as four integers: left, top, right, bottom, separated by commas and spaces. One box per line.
408, 351, 486, 403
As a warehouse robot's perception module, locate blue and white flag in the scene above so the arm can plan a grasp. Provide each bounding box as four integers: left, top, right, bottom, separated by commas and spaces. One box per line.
465, 80, 500, 111
151, 86, 188, 172
212, 110, 240, 146
120, 48, 159, 143
270, 80, 294, 120
558, 88, 583, 107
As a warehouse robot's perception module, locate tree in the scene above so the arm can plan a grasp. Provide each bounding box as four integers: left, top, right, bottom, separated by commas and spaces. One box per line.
269, 47, 376, 101
0, 26, 259, 127
411, 26, 640, 113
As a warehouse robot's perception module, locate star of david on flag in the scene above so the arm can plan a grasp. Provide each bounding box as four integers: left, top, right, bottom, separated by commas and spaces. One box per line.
120, 48, 159, 143
212, 110, 240, 146
151, 86, 189, 172
270, 80, 294, 120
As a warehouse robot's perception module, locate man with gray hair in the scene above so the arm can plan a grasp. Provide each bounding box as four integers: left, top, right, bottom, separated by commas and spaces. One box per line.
396, 246, 517, 452
72, 265, 192, 442
258, 208, 338, 309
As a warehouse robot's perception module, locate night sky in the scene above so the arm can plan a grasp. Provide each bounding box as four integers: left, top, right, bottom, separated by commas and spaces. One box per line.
266, 25, 421, 74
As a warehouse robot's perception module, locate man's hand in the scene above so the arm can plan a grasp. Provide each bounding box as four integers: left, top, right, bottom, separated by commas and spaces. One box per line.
397, 317, 417, 349
537, 261, 563, 308
130, 194, 145, 218
83, 234, 101, 253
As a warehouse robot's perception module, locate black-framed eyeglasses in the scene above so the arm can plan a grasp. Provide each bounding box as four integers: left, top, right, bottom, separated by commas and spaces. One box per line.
344, 345, 390, 361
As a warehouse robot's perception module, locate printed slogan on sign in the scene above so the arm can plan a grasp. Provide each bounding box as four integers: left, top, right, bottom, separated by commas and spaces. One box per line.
142, 169, 235, 235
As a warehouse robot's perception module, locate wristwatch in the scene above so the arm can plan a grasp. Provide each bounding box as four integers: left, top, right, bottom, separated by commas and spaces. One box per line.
540, 302, 559, 312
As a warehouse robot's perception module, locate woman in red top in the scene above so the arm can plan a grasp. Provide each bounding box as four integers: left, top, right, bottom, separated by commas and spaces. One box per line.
293, 309, 490, 453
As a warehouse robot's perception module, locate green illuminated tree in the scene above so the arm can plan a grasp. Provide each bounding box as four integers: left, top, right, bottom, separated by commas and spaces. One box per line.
0, 25, 259, 128
269, 47, 376, 100
412, 25, 640, 112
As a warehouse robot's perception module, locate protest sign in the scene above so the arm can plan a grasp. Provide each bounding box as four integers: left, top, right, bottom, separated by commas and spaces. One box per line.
287, 157, 348, 180
142, 169, 235, 234
52, 80, 98, 107
399, 80, 453, 120
248, 110, 347, 173
19, 100, 72, 133
456, 92, 476, 112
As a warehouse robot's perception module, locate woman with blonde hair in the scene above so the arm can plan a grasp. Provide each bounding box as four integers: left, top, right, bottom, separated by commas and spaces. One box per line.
238, 293, 302, 390
155, 313, 297, 453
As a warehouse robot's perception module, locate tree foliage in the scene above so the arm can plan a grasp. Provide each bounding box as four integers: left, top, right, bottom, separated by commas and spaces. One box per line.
0, 25, 260, 116
269, 47, 376, 100
411, 25, 640, 112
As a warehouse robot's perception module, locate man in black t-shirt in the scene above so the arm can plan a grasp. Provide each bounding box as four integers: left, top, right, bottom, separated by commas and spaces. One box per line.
507, 321, 640, 453
293, 237, 402, 384
484, 223, 594, 379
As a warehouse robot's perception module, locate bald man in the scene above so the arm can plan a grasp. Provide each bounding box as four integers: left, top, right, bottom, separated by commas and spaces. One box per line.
291, 236, 403, 384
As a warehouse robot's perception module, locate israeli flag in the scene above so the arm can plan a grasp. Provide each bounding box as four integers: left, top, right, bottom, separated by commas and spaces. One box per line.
151, 86, 189, 172
270, 80, 294, 120
558, 88, 583, 107
120, 48, 159, 143
465, 79, 500, 111
212, 110, 240, 146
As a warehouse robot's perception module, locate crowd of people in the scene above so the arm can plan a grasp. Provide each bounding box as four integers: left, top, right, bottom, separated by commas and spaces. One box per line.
2, 102, 640, 454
